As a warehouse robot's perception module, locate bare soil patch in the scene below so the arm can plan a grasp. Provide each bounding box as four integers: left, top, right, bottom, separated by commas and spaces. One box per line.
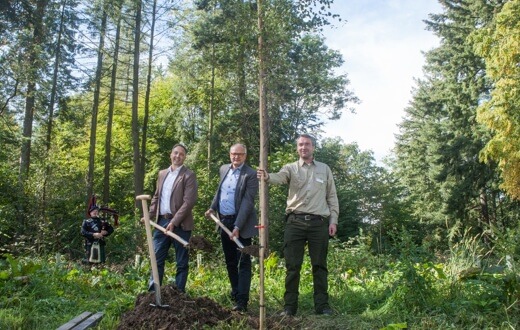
117, 285, 303, 329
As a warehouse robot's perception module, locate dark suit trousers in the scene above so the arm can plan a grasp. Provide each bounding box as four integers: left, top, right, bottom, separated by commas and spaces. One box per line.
220, 217, 252, 306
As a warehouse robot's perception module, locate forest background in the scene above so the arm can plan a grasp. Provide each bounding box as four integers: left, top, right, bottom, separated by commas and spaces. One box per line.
2, 0, 520, 329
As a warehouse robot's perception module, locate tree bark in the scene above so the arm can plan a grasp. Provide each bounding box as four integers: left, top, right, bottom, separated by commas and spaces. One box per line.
87, 1, 108, 202
20, 0, 48, 182
208, 44, 215, 182
103, 2, 123, 204
43, 0, 67, 207
131, 0, 143, 201
139, 0, 157, 193
257, 1, 268, 328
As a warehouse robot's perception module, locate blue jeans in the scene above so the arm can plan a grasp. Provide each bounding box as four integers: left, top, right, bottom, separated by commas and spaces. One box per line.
148, 216, 191, 292
221, 218, 252, 306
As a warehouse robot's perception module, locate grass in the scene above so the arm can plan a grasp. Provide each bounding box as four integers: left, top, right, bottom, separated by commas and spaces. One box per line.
1, 236, 520, 329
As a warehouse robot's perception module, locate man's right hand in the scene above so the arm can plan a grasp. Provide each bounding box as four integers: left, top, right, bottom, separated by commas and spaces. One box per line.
257, 169, 268, 181
204, 209, 215, 219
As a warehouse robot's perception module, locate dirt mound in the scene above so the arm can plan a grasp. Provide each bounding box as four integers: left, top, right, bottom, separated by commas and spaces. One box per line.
117, 285, 302, 329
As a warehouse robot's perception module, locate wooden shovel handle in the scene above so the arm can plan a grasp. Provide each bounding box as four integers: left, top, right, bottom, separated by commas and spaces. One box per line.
136, 194, 162, 306
208, 213, 245, 249
148, 219, 190, 247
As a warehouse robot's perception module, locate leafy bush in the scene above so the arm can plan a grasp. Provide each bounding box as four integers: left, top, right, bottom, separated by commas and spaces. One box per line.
2, 226, 520, 329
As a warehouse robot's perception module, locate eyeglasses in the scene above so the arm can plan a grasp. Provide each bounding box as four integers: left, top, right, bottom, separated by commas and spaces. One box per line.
230, 153, 245, 157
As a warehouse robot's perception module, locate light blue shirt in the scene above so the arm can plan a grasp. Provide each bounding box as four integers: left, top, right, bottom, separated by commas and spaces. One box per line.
219, 165, 242, 215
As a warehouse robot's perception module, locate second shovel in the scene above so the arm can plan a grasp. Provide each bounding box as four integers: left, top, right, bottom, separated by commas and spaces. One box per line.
208, 213, 260, 257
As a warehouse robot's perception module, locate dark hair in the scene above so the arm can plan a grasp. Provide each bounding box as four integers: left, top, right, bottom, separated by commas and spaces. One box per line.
172, 143, 188, 154
296, 134, 316, 147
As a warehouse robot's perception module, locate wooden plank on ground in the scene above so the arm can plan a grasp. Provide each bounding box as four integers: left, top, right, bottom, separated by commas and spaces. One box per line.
56, 312, 93, 330
72, 312, 104, 330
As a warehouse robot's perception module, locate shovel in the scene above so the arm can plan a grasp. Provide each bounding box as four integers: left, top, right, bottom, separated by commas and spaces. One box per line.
136, 194, 169, 308
208, 213, 260, 257
148, 219, 190, 247
148, 215, 215, 252
208, 213, 245, 248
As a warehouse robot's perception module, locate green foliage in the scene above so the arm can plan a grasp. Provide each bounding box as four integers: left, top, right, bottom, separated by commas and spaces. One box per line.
393, 0, 520, 252
472, 0, 520, 199
0, 255, 142, 330
1, 0, 520, 327
2, 225, 520, 330
381, 323, 407, 330
0, 254, 42, 280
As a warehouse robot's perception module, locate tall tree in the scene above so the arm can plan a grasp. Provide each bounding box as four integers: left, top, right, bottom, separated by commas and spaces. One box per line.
19, 0, 49, 184
394, 0, 506, 244
103, 0, 123, 204
87, 0, 108, 200
472, 0, 520, 199
43, 0, 82, 206
131, 0, 143, 199
257, 0, 268, 325
139, 0, 159, 192
186, 0, 356, 154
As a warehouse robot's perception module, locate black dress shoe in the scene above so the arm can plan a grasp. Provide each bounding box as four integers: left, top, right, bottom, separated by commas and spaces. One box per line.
280, 309, 295, 316
317, 308, 333, 315
232, 304, 247, 312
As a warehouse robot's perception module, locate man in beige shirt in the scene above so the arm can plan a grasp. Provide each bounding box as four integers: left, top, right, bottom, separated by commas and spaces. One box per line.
258, 134, 339, 316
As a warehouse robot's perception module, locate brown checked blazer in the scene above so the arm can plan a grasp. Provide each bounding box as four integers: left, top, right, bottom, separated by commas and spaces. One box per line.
149, 166, 198, 231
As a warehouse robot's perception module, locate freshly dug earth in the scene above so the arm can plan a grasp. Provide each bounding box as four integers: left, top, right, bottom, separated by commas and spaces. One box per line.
187, 235, 214, 252
239, 244, 261, 258
117, 285, 303, 329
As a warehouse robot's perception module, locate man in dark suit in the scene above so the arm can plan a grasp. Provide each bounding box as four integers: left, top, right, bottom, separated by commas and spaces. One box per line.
205, 143, 258, 312
148, 143, 198, 293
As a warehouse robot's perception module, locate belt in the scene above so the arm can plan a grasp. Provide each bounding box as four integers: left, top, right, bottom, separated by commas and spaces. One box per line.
291, 213, 322, 221
160, 213, 174, 219
219, 214, 236, 220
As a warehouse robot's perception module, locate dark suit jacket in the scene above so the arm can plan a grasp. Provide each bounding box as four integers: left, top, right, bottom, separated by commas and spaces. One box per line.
149, 166, 198, 231
210, 163, 258, 238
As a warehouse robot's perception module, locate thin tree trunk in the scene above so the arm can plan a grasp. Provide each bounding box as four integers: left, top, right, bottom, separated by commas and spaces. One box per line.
43, 0, 67, 207
480, 188, 490, 226
103, 2, 123, 204
238, 30, 248, 142
20, 0, 48, 182
257, 0, 268, 327
140, 0, 157, 187
87, 1, 108, 201
18, 0, 48, 231
131, 0, 143, 201
207, 44, 215, 181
